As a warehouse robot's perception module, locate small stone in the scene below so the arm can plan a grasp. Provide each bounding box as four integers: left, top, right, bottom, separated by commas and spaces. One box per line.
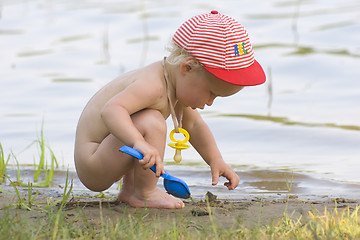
191, 208, 209, 216
205, 191, 217, 202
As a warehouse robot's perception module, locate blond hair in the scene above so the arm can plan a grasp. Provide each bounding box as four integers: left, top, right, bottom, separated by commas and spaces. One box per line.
165, 40, 203, 71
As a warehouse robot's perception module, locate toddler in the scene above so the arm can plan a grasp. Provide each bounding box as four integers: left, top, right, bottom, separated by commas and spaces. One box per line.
74, 10, 266, 209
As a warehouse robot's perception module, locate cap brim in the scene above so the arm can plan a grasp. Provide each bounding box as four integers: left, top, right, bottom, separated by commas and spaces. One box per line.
203, 60, 266, 86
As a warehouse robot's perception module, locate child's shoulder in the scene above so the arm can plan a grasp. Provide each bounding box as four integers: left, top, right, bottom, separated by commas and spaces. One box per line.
108, 61, 168, 107
114, 61, 169, 114
108, 61, 164, 90
129, 61, 166, 92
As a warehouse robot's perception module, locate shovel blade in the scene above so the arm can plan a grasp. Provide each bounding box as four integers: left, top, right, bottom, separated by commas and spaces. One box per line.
164, 178, 191, 199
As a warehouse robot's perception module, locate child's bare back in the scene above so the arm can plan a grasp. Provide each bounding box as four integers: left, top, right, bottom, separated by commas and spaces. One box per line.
75, 61, 168, 148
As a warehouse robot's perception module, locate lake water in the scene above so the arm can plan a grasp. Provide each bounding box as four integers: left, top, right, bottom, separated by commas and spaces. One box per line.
1, 0, 360, 198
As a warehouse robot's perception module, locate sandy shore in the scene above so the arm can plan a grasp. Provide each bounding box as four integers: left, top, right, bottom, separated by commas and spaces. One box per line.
1, 172, 359, 229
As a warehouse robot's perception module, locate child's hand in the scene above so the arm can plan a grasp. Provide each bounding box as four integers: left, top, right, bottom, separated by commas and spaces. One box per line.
133, 141, 165, 177
210, 162, 239, 190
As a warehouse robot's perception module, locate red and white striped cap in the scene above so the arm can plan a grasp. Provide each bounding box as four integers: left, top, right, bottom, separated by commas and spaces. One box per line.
173, 10, 266, 86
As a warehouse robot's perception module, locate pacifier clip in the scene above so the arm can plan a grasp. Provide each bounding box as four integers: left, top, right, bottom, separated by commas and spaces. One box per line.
163, 58, 190, 163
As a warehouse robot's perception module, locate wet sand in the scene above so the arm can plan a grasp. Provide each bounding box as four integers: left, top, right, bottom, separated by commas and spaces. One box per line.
1, 169, 359, 228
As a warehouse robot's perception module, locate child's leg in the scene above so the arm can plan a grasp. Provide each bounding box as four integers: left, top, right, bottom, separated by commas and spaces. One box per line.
118, 110, 184, 209
75, 109, 184, 209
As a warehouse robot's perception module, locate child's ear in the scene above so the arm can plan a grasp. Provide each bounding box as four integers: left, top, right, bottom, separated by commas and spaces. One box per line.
180, 57, 198, 74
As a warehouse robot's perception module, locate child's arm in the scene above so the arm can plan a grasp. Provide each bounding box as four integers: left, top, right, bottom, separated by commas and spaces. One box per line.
182, 107, 240, 190
101, 79, 165, 176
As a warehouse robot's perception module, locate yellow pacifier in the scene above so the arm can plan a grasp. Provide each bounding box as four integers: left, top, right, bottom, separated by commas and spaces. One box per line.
168, 128, 190, 163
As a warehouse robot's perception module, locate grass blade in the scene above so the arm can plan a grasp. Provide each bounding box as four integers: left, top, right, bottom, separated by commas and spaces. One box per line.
0, 143, 10, 183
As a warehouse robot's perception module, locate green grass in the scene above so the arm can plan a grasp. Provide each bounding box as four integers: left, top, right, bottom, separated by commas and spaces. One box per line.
0, 123, 58, 189
3, 181, 38, 211
0, 200, 359, 239
0, 143, 11, 184
1, 166, 359, 239
1, 122, 360, 239
33, 120, 59, 184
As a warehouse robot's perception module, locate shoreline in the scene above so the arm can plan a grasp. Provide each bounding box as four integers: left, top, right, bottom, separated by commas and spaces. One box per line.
1, 169, 360, 230
6, 164, 360, 188
1, 181, 359, 230
3, 167, 360, 202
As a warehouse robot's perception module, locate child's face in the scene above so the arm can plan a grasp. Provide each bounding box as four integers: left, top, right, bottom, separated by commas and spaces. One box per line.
177, 68, 243, 109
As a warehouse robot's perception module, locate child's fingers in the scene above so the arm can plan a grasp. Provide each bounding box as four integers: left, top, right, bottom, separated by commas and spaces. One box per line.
224, 181, 235, 190
139, 154, 164, 177
211, 170, 219, 186
211, 165, 240, 190
154, 156, 164, 177
138, 159, 146, 165
139, 155, 153, 168
224, 173, 240, 190
144, 155, 155, 167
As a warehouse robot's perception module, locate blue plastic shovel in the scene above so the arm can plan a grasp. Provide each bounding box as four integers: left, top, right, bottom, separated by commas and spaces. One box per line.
120, 146, 191, 199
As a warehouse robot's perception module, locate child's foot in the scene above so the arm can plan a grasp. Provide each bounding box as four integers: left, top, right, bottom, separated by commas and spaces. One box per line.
118, 187, 185, 209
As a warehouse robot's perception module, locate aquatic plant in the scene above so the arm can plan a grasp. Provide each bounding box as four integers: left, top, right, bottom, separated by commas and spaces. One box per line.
11, 152, 22, 185
52, 170, 73, 240
0, 142, 11, 183
26, 182, 39, 209
31, 121, 58, 186
216, 113, 360, 131
2, 180, 38, 211
59, 170, 73, 208
3, 122, 59, 188
1, 169, 72, 212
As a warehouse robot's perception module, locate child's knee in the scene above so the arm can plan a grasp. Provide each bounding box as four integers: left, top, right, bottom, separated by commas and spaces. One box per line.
133, 109, 166, 135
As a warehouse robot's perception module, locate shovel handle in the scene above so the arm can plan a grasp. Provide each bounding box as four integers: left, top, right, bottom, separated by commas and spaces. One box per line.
120, 146, 157, 173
